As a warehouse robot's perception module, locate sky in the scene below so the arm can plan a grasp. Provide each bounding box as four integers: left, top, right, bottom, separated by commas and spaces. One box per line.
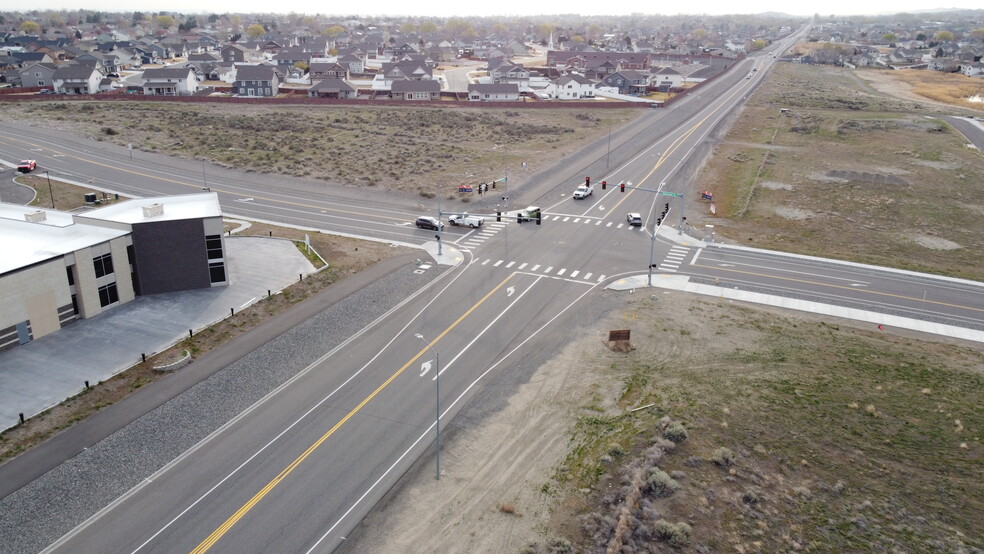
13, 1, 984, 18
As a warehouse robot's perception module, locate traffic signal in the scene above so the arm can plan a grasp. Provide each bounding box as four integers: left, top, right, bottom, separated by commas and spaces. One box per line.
536, 212, 542, 225
585, 176, 590, 186
665, 203, 670, 212
477, 185, 482, 195
496, 210, 501, 222
492, 181, 496, 189
620, 182, 625, 192
601, 180, 607, 190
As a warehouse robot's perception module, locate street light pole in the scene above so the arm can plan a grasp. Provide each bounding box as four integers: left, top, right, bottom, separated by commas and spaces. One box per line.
44, 171, 54, 209
414, 333, 440, 480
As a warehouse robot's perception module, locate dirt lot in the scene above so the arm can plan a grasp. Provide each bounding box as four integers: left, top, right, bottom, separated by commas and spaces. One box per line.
0, 102, 642, 199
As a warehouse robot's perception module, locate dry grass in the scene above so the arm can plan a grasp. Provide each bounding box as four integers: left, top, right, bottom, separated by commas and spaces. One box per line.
878, 69, 984, 109
691, 62, 984, 280
0, 102, 642, 198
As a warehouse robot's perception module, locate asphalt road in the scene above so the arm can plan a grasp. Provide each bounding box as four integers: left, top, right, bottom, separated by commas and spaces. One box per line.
6, 25, 984, 553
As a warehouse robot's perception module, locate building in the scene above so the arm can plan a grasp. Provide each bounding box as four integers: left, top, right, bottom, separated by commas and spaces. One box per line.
141, 67, 198, 96
0, 194, 226, 353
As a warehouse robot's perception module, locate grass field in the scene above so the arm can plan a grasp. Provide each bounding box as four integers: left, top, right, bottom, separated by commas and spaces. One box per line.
692, 62, 984, 280
547, 295, 984, 553
0, 102, 640, 200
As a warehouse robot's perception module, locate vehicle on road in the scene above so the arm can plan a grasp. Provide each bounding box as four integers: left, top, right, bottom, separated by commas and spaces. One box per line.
18, 160, 37, 173
414, 216, 443, 231
627, 213, 642, 226
448, 213, 484, 228
517, 206, 541, 223
573, 184, 593, 199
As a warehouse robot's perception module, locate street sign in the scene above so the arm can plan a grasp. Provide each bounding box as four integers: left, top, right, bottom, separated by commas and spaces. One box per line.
661, 192, 683, 197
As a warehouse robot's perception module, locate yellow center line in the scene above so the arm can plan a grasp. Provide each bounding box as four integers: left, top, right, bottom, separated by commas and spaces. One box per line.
694, 263, 984, 314
189, 272, 517, 553
0, 136, 407, 223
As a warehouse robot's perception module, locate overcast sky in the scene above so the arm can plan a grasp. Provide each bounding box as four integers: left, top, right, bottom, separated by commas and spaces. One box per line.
17, 1, 984, 18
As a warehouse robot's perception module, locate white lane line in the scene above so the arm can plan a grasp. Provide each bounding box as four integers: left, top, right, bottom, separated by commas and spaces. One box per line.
690, 249, 703, 265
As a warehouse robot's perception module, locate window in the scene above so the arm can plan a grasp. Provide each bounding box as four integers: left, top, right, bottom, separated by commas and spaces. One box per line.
93, 253, 114, 278
205, 235, 223, 260
97, 283, 119, 307
66, 265, 75, 286
209, 261, 226, 283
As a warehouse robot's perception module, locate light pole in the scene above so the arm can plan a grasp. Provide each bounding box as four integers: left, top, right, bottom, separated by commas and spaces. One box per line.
414, 333, 440, 480
44, 171, 54, 209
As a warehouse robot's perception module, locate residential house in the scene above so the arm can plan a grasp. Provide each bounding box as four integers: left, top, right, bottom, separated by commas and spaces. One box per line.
11, 51, 53, 67
545, 73, 595, 99
52, 64, 102, 94
651, 66, 683, 89
18, 62, 57, 88
141, 67, 198, 96
233, 65, 280, 97
188, 52, 220, 63
961, 62, 984, 77
309, 62, 348, 83
75, 51, 118, 74
308, 78, 357, 99
273, 46, 313, 69
222, 44, 248, 63
602, 70, 650, 94
489, 60, 531, 88
391, 79, 440, 100
467, 83, 520, 101
338, 53, 366, 74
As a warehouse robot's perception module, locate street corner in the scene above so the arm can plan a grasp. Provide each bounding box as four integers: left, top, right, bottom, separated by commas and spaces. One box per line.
606, 274, 691, 292
656, 225, 706, 248
420, 241, 465, 266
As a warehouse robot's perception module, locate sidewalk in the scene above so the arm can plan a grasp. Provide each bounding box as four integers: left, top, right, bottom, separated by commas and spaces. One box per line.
0, 236, 316, 431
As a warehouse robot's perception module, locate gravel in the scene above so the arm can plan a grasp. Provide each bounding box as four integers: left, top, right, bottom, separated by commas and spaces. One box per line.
0, 263, 446, 554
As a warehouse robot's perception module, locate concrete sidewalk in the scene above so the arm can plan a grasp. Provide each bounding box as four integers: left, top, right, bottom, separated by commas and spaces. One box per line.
0, 236, 315, 431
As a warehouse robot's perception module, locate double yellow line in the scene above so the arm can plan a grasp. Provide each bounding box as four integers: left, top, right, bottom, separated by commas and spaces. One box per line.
190, 273, 516, 553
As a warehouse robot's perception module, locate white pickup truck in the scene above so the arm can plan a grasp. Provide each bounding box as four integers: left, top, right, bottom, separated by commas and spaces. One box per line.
573, 184, 593, 199
448, 213, 485, 228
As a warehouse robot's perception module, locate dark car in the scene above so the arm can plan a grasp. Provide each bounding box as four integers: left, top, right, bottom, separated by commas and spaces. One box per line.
414, 216, 443, 231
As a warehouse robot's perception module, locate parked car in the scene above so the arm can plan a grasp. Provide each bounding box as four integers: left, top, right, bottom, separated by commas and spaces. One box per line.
626, 213, 642, 227
18, 159, 37, 173
414, 216, 443, 231
448, 213, 484, 228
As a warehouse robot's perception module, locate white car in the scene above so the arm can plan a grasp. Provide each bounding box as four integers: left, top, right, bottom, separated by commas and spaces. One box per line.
448, 213, 485, 228
626, 213, 642, 226
573, 184, 593, 199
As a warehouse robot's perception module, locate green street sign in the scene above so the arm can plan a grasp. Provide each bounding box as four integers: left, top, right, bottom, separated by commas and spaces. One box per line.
661, 192, 683, 197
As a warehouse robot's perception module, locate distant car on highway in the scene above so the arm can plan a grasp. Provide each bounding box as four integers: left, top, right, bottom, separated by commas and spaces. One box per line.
18, 159, 37, 173
414, 216, 443, 231
626, 213, 642, 226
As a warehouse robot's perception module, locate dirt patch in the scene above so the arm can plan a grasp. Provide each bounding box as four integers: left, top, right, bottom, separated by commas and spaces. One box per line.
909, 234, 963, 250
759, 181, 794, 190
774, 206, 816, 220
826, 170, 909, 185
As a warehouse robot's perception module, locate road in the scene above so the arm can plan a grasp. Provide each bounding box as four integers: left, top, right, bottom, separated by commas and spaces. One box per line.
4, 25, 984, 553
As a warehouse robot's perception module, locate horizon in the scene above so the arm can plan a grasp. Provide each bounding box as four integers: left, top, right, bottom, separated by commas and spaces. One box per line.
7, 2, 984, 20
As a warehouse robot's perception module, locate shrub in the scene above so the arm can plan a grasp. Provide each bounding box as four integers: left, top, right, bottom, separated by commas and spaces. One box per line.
651, 519, 692, 547
547, 538, 573, 553
647, 468, 680, 497
101, 126, 118, 136
711, 447, 736, 467
663, 422, 689, 443
608, 442, 626, 457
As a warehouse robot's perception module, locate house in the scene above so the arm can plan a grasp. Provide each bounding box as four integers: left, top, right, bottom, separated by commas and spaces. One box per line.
10, 51, 53, 68
468, 83, 520, 101
961, 62, 984, 77
52, 64, 102, 94
602, 70, 650, 94
391, 79, 440, 100
233, 65, 280, 97
308, 78, 357, 99
273, 46, 313, 68
651, 66, 683, 89
188, 52, 220, 63
308, 62, 348, 83
0, 193, 226, 353
337, 53, 365, 74
489, 61, 531, 87
222, 44, 248, 63
141, 67, 198, 96
545, 73, 596, 99
75, 51, 118, 74
18, 62, 57, 88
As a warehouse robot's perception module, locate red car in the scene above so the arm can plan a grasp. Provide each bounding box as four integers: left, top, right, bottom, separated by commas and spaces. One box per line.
18, 160, 37, 173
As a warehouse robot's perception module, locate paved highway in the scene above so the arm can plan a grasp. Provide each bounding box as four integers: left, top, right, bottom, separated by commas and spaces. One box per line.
5, 25, 984, 553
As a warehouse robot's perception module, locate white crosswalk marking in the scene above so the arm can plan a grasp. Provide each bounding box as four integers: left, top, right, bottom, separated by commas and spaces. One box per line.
573, 218, 580, 223
557, 268, 566, 276
570, 270, 579, 278
606, 222, 613, 227
598, 275, 606, 281
531, 264, 540, 271
562, 217, 570, 222
583, 272, 592, 280
544, 266, 553, 273
493, 260, 503, 267
616, 224, 624, 229
518, 262, 528, 270
505, 261, 515, 268
657, 246, 691, 273
481, 259, 490, 265
595, 220, 602, 225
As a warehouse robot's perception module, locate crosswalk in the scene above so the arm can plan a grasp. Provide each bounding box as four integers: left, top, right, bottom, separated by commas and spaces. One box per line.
475, 258, 607, 283
657, 245, 691, 273
542, 214, 645, 230
455, 221, 507, 250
